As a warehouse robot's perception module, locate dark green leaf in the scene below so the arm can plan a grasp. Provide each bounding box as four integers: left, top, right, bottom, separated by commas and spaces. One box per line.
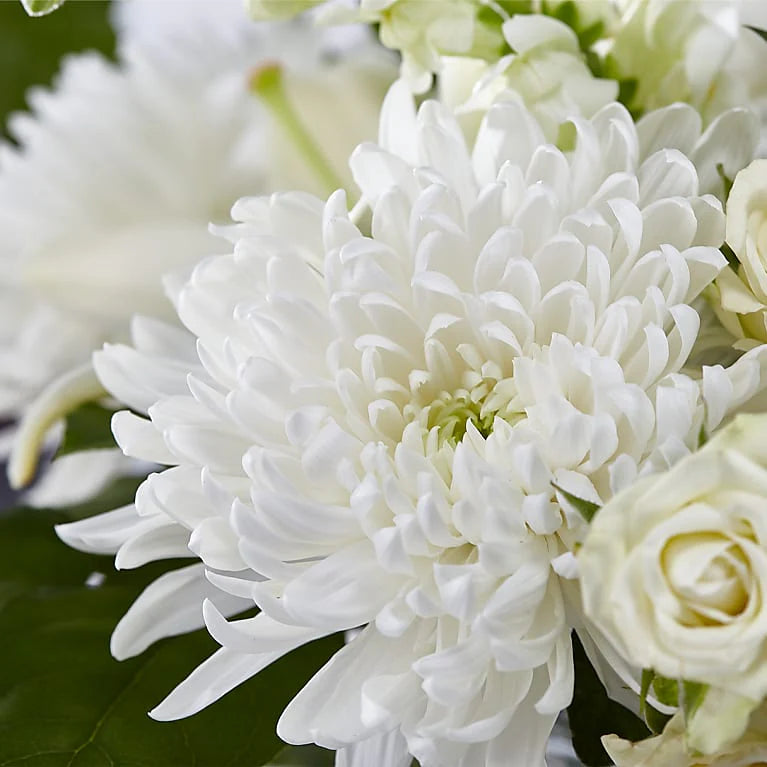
577, 19, 605, 51
617, 78, 639, 110
0, 1, 114, 138
55, 401, 118, 458
0, 508, 343, 766
552, 483, 600, 522
63, 475, 145, 521
568, 634, 650, 767
269, 745, 335, 766
644, 702, 672, 736
747, 25, 767, 44
550, 0, 577, 28
717, 162, 734, 200
721, 243, 740, 269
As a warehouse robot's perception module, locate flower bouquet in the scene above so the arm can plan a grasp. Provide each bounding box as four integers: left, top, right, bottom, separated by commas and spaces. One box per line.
4, 1, 767, 765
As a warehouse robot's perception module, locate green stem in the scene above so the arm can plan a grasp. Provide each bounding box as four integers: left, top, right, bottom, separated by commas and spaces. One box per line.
250, 62, 346, 196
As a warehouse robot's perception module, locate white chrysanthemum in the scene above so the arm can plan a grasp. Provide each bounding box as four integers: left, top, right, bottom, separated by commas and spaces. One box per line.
59, 86, 767, 766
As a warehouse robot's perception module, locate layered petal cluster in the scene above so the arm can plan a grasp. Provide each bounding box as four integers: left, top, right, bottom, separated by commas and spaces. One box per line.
60, 89, 767, 766
440, 15, 618, 142
710, 159, 767, 349
606, 0, 767, 127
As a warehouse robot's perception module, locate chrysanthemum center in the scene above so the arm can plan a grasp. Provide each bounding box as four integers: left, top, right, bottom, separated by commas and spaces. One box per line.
426, 390, 494, 444
405, 375, 525, 446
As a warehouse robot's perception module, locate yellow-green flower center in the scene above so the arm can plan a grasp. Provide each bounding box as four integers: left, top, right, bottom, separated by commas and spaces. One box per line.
406, 375, 525, 446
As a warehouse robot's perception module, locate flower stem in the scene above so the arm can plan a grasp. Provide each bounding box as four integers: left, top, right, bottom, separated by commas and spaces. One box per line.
250, 62, 346, 196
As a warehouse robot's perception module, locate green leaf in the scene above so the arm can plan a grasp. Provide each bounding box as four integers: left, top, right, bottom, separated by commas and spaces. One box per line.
20, 0, 65, 17
550, 0, 577, 28
681, 681, 708, 720
0, 1, 114, 138
639, 668, 653, 719
638, 669, 679, 734
63, 475, 145, 521
652, 675, 679, 707
552, 483, 600, 522
55, 401, 118, 458
747, 25, 767, 44
721, 243, 740, 269
0, 508, 343, 766
268, 745, 335, 766
577, 19, 605, 51
617, 78, 639, 111
568, 634, 650, 767
716, 162, 734, 200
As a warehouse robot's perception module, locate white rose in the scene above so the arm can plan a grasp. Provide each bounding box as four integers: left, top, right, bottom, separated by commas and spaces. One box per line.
727, 160, 767, 305
705, 161, 767, 350
707, 265, 767, 350
579, 414, 767, 724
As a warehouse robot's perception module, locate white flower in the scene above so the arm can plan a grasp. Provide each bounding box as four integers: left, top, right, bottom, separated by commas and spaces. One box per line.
440, 15, 618, 142
580, 414, 767, 732
725, 159, 767, 304
0, 13, 389, 416
249, 0, 506, 93
0, 5, 393, 501
704, 159, 767, 350
604, 704, 767, 767
605, 0, 767, 127
58, 86, 767, 766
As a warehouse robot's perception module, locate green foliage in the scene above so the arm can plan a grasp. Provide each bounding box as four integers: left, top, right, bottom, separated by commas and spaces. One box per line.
640, 669, 671, 734
568, 634, 650, 766
0, 0, 114, 137
616, 77, 639, 113
640, 669, 707, 735
717, 162, 735, 201
55, 401, 118, 458
552, 483, 600, 522
721, 242, 740, 269
747, 26, 767, 45
63, 475, 145, 521
0, 507, 343, 766
651, 674, 678, 708
269, 745, 335, 766
681, 681, 708, 721
477, 0, 607, 59
545, 0, 606, 53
